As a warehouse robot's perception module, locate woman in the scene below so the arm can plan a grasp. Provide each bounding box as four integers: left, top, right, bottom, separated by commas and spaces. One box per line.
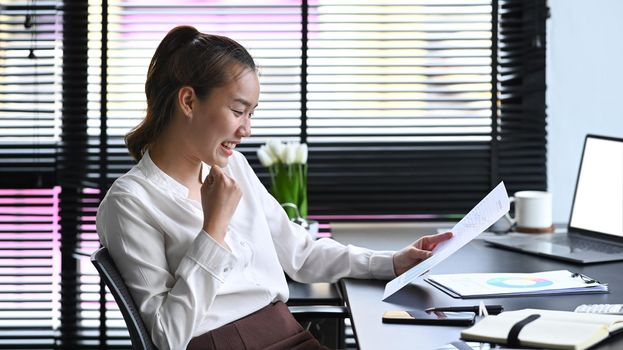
96, 26, 452, 350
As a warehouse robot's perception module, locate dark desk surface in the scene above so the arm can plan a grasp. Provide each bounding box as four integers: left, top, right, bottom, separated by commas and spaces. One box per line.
287, 281, 341, 306
339, 236, 623, 350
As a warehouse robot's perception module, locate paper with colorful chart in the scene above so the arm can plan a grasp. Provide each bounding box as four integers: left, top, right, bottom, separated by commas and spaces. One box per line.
382, 181, 510, 300
426, 270, 608, 298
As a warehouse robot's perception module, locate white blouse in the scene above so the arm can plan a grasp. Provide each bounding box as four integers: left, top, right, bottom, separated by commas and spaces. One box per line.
96, 150, 396, 350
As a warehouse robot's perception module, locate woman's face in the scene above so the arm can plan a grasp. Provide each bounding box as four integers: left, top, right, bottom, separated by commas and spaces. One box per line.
187, 68, 259, 167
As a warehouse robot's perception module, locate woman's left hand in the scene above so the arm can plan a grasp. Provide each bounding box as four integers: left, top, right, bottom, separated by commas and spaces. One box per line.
392, 231, 453, 276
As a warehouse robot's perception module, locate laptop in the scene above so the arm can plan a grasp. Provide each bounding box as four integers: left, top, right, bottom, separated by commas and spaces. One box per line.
485, 134, 623, 264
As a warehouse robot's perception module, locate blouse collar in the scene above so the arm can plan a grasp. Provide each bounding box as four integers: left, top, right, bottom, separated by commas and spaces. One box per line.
139, 150, 212, 198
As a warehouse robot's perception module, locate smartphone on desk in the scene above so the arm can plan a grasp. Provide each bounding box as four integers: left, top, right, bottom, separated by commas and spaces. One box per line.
382, 310, 476, 326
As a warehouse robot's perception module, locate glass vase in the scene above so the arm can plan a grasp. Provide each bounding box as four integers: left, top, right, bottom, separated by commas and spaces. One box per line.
270, 163, 308, 220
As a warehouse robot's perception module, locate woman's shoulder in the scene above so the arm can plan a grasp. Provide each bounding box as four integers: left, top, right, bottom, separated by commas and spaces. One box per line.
102, 165, 154, 204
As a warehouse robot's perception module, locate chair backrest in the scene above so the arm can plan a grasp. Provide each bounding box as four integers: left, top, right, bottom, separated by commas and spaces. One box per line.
91, 247, 156, 350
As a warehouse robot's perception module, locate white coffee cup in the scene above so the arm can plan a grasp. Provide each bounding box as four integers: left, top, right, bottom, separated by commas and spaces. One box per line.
505, 191, 553, 233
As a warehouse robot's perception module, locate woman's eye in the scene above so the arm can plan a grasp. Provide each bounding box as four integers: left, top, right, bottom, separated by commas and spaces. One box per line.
232, 109, 243, 116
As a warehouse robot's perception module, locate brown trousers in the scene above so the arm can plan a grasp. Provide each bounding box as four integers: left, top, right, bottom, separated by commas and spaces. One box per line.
187, 301, 329, 350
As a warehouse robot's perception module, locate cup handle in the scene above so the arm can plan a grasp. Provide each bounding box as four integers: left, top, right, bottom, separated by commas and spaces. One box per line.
503, 196, 516, 228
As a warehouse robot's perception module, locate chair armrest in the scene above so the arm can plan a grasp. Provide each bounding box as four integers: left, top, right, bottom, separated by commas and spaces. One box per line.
288, 305, 349, 322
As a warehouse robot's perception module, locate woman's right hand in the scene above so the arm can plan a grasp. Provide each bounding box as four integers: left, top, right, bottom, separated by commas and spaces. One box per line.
201, 165, 242, 246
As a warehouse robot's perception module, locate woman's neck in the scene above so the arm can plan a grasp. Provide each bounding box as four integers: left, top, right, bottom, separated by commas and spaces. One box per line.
148, 132, 203, 190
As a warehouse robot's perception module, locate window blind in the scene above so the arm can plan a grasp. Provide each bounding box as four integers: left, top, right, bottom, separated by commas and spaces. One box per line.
496, 0, 547, 192
0, 1, 62, 349
0, 188, 60, 349
306, 0, 495, 216
0, 1, 60, 187
303, 0, 547, 217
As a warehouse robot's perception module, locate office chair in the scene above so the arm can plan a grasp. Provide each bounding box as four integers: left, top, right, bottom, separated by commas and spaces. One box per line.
91, 247, 156, 350
91, 246, 348, 349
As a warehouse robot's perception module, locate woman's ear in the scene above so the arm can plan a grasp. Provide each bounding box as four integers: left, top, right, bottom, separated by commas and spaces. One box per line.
177, 86, 196, 119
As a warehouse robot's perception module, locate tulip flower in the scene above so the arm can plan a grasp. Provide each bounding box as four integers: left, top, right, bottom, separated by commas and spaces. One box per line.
295, 143, 308, 164
284, 142, 298, 165
257, 139, 309, 220
257, 146, 276, 167
266, 139, 286, 163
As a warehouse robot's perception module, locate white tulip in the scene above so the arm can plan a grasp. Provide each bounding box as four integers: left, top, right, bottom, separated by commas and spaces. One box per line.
284, 142, 298, 165
257, 146, 276, 167
266, 139, 286, 163
295, 143, 308, 164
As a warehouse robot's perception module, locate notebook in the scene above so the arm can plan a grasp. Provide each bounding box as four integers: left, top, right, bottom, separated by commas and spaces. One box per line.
485, 134, 623, 264
461, 308, 623, 350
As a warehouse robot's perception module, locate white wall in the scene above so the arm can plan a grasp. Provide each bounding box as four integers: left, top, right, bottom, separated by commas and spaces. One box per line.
547, 0, 623, 222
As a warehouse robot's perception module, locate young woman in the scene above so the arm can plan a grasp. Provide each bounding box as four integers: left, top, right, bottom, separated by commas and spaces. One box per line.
96, 26, 452, 350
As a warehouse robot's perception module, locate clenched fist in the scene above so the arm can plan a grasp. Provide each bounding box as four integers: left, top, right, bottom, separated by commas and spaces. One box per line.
201, 165, 242, 246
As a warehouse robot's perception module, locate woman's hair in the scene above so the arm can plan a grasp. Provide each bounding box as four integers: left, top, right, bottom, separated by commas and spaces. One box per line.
125, 26, 256, 161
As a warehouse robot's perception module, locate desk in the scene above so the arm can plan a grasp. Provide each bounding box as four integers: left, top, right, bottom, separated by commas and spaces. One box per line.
333, 224, 623, 350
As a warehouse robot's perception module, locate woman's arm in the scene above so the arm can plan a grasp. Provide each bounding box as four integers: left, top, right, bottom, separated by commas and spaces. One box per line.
97, 193, 236, 350
238, 155, 395, 283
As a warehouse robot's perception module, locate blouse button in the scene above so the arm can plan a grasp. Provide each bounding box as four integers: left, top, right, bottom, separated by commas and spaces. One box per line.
223, 266, 231, 273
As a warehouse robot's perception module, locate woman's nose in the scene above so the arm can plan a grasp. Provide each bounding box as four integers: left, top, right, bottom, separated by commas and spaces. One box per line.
238, 117, 251, 137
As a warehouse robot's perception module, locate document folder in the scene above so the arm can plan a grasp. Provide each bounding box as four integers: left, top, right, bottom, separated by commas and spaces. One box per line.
426, 270, 608, 299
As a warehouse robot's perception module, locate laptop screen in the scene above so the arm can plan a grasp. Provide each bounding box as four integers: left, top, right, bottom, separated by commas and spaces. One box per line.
569, 135, 623, 237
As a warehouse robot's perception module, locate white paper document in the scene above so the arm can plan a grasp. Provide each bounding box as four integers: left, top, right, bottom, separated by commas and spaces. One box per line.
426, 270, 608, 298
382, 181, 510, 300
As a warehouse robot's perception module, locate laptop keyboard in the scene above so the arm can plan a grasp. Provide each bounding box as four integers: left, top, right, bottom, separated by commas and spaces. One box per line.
551, 236, 623, 255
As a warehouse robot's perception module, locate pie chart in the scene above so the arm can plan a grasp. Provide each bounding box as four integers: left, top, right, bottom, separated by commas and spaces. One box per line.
487, 276, 553, 288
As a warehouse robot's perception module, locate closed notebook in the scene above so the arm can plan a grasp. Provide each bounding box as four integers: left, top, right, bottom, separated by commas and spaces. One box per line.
461, 308, 623, 350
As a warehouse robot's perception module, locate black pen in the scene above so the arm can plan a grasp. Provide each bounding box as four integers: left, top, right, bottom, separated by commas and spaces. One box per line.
425, 305, 504, 315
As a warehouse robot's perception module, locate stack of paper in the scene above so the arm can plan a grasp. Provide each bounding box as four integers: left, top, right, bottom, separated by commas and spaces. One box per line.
426, 270, 608, 298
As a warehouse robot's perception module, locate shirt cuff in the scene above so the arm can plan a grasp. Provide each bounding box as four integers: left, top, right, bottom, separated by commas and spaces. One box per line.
369, 251, 397, 280
179, 230, 237, 282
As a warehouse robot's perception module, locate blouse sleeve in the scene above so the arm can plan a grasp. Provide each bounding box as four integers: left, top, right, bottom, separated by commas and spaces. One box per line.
96, 193, 236, 350
239, 155, 396, 283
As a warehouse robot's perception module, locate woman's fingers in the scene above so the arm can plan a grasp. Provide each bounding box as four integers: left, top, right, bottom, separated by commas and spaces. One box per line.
393, 246, 433, 276
201, 165, 242, 245
409, 247, 432, 261
204, 164, 226, 186
393, 231, 454, 276
418, 231, 453, 250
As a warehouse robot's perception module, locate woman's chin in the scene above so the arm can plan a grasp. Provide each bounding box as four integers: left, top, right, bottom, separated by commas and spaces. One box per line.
205, 149, 231, 167
211, 156, 230, 168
